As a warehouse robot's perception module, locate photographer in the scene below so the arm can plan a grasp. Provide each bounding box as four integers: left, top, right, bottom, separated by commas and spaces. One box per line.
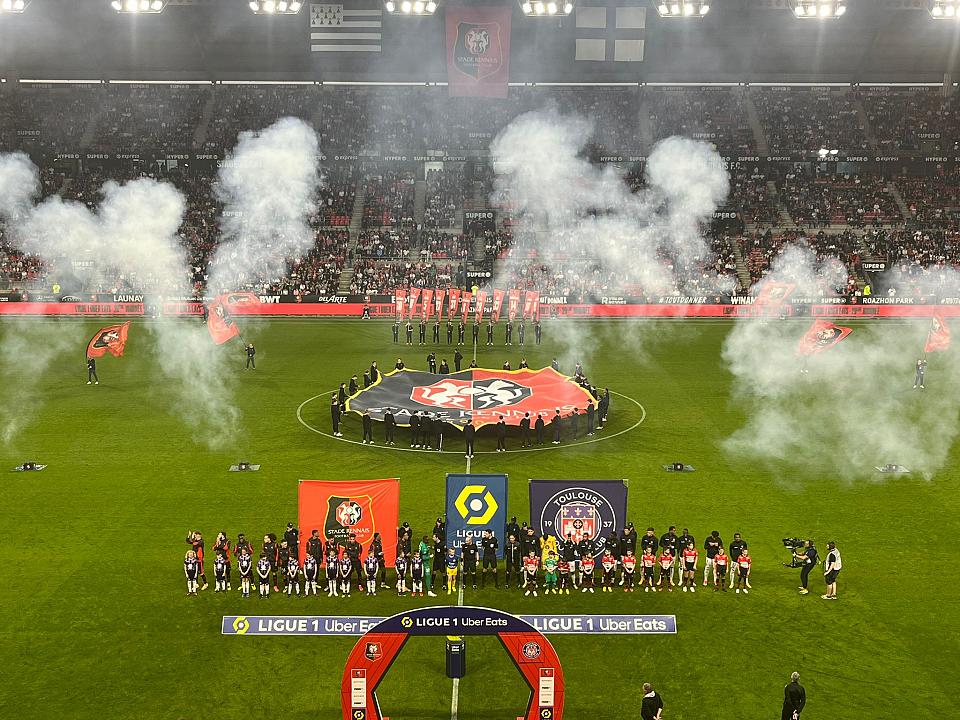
794, 539, 819, 595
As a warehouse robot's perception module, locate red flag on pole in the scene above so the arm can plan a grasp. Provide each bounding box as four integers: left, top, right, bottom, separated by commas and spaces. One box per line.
395, 288, 407, 321
754, 281, 796, 309
434, 288, 445, 320
86, 322, 131, 359
507, 288, 521, 320
925, 313, 951, 353
409, 287, 422, 318
422, 288, 434, 321
460, 294, 470, 323
798, 319, 852, 356
448, 288, 461, 318
491, 289, 505, 323
475, 289, 488, 323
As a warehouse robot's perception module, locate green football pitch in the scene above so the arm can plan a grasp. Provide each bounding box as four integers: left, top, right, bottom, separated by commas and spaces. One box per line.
0, 317, 956, 720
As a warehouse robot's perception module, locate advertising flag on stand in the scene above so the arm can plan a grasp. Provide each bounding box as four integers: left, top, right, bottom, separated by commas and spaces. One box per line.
448, 288, 461, 318
491, 289, 505, 323
529, 480, 629, 560
298, 479, 400, 565
925, 313, 951, 353
86, 322, 131, 359
395, 288, 407, 321
434, 289, 446, 320
475, 289, 488, 323
445, 5, 512, 98
798, 319, 853, 356
422, 288, 434, 320
460, 294, 471, 323
445, 474, 508, 558
408, 286, 421, 317
507, 288, 521, 321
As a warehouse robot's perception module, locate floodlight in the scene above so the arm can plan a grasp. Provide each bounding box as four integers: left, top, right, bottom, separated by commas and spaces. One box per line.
521, 0, 573, 14
655, 1, 710, 18
792, 1, 845, 19
400, 0, 411, 11
426, 0, 436, 10
0, 0, 29, 9
929, 1, 960, 18
547, 1, 557, 13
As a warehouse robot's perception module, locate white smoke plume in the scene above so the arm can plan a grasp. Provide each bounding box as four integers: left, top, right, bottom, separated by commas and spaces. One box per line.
209, 117, 320, 293
722, 245, 960, 480
489, 108, 730, 369
0, 155, 240, 448
0, 152, 39, 224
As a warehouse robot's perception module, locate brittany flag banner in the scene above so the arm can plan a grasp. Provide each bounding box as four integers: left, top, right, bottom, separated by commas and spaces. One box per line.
310, 4, 382, 53
798, 319, 852, 356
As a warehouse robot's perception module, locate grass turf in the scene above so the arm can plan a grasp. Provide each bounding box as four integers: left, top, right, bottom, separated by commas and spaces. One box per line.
0, 317, 956, 720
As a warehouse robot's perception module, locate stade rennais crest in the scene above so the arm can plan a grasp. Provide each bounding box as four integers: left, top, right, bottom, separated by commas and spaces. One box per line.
345, 367, 596, 428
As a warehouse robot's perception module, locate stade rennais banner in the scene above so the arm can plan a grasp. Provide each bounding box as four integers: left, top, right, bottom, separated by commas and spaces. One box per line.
445, 6, 512, 99
530, 480, 628, 559
298, 479, 400, 566
445, 474, 508, 558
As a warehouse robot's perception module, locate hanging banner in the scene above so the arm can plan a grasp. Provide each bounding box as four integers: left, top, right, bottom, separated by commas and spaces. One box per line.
475, 289, 488, 323
529, 480, 629, 560
395, 288, 407, 321
460, 294, 471, 323
491, 288, 505, 323
445, 473, 508, 557
448, 287, 461, 318
298, 479, 400, 566
445, 5, 512, 99
409, 286, 422, 317
422, 288, 434, 321
508, 288, 521, 321
434, 288, 446, 320
523, 290, 540, 321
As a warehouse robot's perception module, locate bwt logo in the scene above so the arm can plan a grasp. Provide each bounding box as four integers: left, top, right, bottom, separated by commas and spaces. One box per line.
412, 378, 532, 410
455, 485, 499, 525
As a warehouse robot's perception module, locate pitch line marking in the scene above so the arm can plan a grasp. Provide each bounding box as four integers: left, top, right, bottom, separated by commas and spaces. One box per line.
296, 390, 646, 454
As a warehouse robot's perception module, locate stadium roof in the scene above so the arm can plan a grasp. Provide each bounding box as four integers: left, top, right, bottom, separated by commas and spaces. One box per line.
0, 0, 959, 84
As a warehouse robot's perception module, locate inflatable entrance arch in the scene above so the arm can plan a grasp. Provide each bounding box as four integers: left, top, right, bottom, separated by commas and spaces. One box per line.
341, 605, 565, 720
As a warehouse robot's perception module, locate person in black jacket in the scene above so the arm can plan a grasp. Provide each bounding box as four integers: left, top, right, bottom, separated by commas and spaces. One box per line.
283, 523, 300, 560
361, 411, 374, 444
519, 412, 531, 447
409, 410, 421, 448
505, 517, 520, 543
338, 383, 347, 409
640, 683, 663, 720
330, 394, 343, 437
504, 533, 522, 589
434, 419, 445, 451
446, 320, 454, 345
464, 419, 476, 458
384, 408, 396, 445
370, 361, 379, 383
454, 348, 464, 372
86, 357, 99, 385
245, 343, 256, 369
782, 672, 806, 720
495, 416, 507, 452
586, 402, 596, 436
433, 320, 441, 344
535, 413, 545, 445
392, 321, 399, 344
421, 414, 434, 450
349, 375, 358, 396
551, 409, 562, 444
472, 322, 480, 345
427, 352, 437, 374
439, 359, 450, 374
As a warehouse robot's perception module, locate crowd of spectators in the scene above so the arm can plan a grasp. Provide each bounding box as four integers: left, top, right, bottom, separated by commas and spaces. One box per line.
318, 165, 357, 226
361, 170, 416, 229
92, 85, 209, 152
778, 168, 900, 228
349, 260, 457, 295
648, 88, 754, 155
754, 89, 869, 156
423, 166, 465, 229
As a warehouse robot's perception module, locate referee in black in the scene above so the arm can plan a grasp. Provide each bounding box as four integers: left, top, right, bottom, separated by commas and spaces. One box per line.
781, 671, 806, 719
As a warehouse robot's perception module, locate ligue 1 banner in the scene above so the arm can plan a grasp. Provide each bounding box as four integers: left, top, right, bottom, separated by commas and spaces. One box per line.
529, 480, 629, 559
298, 479, 400, 565
445, 474, 508, 558
445, 5, 512, 99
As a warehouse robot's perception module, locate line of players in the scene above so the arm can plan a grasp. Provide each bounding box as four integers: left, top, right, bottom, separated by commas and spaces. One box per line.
394, 318, 544, 347
183, 523, 756, 599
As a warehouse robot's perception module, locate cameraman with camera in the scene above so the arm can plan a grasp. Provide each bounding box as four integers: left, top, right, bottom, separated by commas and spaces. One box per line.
793, 539, 819, 595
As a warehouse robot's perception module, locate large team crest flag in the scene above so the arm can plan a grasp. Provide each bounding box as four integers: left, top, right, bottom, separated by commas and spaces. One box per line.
798, 319, 852, 356
925, 313, 951, 353
446, 5, 512, 98
753, 281, 795, 308
298, 479, 400, 565
446, 474, 508, 558
86, 322, 131, 359
207, 292, 259, 345
346, 367, 597, 428
529, 480, 628, 559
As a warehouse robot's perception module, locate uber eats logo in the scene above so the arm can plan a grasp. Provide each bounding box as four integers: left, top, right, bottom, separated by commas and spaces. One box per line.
455, 485, 498, 524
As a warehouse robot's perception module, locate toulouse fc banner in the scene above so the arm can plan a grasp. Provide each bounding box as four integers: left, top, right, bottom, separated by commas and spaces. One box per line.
446, 6, 512, 98
298, 479, 400, 565
530, 480, 628, 559
446, 474, 508, 558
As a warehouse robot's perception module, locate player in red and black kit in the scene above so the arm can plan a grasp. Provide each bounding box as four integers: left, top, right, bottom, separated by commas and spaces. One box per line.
735, 549, 752, 594
214, 532, 232, 590
681, 543, 699, 593
641, 548, 657, 592
657, 547, 675, 592
579, 554, 595, 593
621, 549, 637, 592
186, 531, 208, 591
600, 550, 618, 592
557, 557, 572, 594
713, 546, 728, 592
522, 551, 540, 597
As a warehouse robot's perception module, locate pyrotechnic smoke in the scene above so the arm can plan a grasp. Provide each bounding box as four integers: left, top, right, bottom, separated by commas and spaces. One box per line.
489, 108, 730, 369
0, 152, 39, 223
209, 117, 321, 293
722, 246, 960, 480
0, 154, 240, 448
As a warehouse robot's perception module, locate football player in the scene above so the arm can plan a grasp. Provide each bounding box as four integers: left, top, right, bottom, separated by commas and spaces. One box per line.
621, 549, 637, 592
522, 551, 540, 597
641, 546, 657, 592
184, 550, 199, 596
256, 554, 271, 598
185, 531, 208, 591
214, 531, 232, 590
237, 548, 253, 598
303, 553, 319, 596
600, 549, 618, 592
286, 555, 301, 597
543, 551, 559, 594
657, 546, 675, 592
579, 553, 596, 593
713, 546, 728, 592
681, 542, 699, 592
703, 530, 722, 587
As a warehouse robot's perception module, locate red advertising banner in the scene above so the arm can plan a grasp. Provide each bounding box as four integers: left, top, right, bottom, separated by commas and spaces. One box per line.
298, 479, 400, 566
422, 288, 434, 320
409, 286, 422, 317
523, 290, 540, 320
508, 287, 521, 320
491, 288, 505, 323
395, 288, 407, 321
475, 289, 488, 323
460, 294, 471, 323
448, 287, 461, 317
434, 288, 446, 320
445, 6, 512, 99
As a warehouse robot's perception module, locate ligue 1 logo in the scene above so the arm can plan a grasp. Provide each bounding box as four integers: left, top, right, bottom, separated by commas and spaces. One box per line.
336, 501, 363, 527
521, 641, 541, 660
539, 488, 618, 558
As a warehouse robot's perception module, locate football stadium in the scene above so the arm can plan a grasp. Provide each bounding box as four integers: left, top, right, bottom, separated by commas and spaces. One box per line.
2, 2, 960, 719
